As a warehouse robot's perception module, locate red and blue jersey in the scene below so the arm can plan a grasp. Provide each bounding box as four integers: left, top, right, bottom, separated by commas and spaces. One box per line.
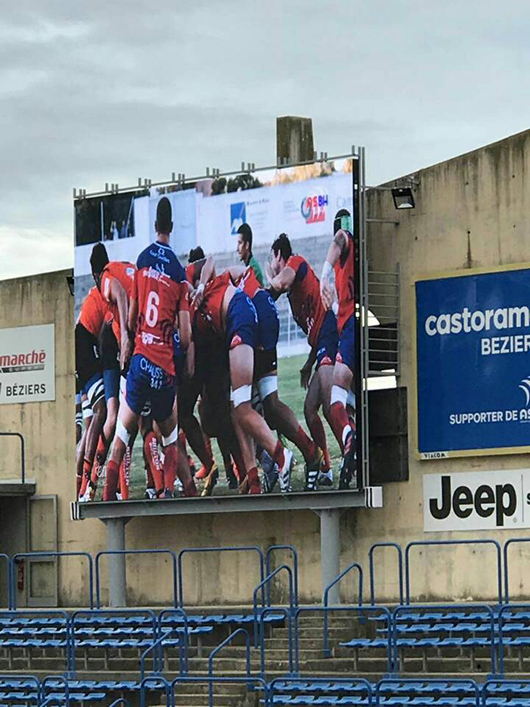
100, 261, 136, 343
201, 271, 232, 334
286, 255, 327, 347
334, 231, 355, 334
132, 241, 189, 376
238, 267, 262, 299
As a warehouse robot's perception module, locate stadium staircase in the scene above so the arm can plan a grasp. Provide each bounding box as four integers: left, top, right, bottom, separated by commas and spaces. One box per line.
1, 538, 530, 705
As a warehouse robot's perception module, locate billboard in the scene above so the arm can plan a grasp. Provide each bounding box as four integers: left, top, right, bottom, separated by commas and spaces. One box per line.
415, 265, 530, 458
74, 158, 358, 503
0, 324, 55, 404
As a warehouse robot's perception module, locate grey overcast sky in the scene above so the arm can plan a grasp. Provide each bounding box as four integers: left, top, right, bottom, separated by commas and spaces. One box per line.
1, 1, 529, 279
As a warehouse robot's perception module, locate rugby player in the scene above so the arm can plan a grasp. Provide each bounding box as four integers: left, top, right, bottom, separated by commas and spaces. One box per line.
236, 224, 264, 287
193, 258, 293, 495
228, 264, 323, 491
320, 209, 357, 489
75, 285, 107, 500
268, 234, 340, 490
103, 197, 197, 500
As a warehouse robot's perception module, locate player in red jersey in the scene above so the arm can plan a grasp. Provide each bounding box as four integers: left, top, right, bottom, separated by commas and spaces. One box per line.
75, 285, 107, 499
321, 209, 357, 489
104, 197, 197, 500
192, 258, 293, 495
227, 264, 323, 491
268, 233, 341, 489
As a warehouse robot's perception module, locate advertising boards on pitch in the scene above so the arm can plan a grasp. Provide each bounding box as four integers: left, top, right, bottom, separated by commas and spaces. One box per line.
416, 266, 530, 458
424, 469, 530, 532
73, 158, 358, 503
0, 324, 55, 404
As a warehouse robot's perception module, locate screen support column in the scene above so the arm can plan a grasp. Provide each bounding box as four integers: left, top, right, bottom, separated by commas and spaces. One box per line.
103, 517, 129, 607
319, 509, 341, 603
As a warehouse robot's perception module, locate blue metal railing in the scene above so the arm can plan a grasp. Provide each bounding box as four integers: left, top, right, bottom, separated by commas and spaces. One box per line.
393, 603, 497, 675
0, 674, 40, 705
207, 629, 252, 705
177, 545, 265, 608
324, 561, 364, 607
140, 625, 185, 680
481, 680, 530, 707
41, 675, 70, 707
404, 539, 503, 605
258, 606, 293, 678
497, 603, 530, 675
376, 678, 480, 707
265, 544, 299, 607
0, 431, 25, 484
268, 676, 373, 707
294, 605, 393, 671
69, 608, 157, 676
139, 676, 169, 707
170, 676, 268, 707
369, 541, 403, 605
11, 552, 94, 610
158, 608, 190, 674
503, 538, 530, 603
252, 565, 294, 646
95, 549, 178, 608
108, 700, 130, 707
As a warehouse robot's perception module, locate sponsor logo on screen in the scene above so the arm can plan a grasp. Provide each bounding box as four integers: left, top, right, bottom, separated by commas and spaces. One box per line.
230, 202, 246, 235
300, 192, 328, 224
423, 470, 530, 531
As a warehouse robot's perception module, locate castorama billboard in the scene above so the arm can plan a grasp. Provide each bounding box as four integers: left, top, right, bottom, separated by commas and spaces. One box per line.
415, 265, 530, 458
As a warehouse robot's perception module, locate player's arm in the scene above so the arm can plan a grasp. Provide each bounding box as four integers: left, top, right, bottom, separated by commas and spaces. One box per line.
177, 310, 191, 352
193, 256, 216, 306
128, 297, 138, 334
107, 278, 132, 368
321, 230, 348, 309
225, 264, 246, 284
268, 266, 296, 295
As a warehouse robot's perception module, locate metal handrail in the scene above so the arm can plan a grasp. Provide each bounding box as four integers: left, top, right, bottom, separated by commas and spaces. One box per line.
108, 700, 130, 707
252, 565, 294, 647
393, 603, 497, 675
497, 603, 530, 675
169, 676, 267, 707
140, 625, 184, 680
41, 675, 70, 707
177, 545, 265, 608
139, 676, 169, 707
404, 539, 503, 604
11, 552, 94, 610
481, 679, 530, 706
323, 561, 364, 607
207, 629, 251, 706
95, 548, 178, 608
258, 607, 293, 678
158, 608, 190, 674
0, 553, 12, 609
265, 545, 299, 607
69, 608, 157, 676
376, 678, 480, 707
0, 432, 25, 483
369, 542, 403, 605
268, 676, 373, 707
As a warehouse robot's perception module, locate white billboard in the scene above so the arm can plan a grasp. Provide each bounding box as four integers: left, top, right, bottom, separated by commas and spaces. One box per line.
423, 469, 530, 532
0, 324, 55, 404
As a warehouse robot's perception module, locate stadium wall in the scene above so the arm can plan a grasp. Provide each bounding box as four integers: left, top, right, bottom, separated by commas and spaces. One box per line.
3, 130, 530, 606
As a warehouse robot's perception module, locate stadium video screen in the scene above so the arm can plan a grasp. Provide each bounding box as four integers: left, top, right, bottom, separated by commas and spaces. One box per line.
73, 158, 358, 503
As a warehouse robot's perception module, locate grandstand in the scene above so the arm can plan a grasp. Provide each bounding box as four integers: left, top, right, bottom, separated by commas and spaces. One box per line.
0, 538, 528, 704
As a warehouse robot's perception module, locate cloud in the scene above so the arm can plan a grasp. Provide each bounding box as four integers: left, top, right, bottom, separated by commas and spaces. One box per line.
1, 0, 530, 278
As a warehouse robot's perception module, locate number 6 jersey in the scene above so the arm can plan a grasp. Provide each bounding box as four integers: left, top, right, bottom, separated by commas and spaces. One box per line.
132, 241, 189, 376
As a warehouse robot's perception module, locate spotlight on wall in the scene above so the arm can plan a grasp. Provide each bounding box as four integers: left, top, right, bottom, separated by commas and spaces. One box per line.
391, 186, 415, 210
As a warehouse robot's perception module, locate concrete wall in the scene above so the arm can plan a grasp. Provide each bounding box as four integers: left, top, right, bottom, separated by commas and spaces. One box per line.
4, 130, 530, 607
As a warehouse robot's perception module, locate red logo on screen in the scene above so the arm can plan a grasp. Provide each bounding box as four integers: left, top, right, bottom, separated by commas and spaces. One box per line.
301, 193, 328, 224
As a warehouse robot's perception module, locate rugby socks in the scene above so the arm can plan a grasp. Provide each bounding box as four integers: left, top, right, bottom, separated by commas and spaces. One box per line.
76, 472, 83, 498
144, 432, 164, 494
118, 446, 131, 501
247, 467, 261, 494
103, 460, 119, 501
272, 440, 286, 470
90, 434, 109, 487
307, 414, 331, 469
329, 386, 353, 454
164, 444, 177, 492
79, 458, 92, 497
292, 425, 318, 464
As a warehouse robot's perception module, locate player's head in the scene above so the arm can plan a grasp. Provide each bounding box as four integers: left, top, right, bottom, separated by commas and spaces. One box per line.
236, 223, 253, 264
334, 208, 351, 234
188, 246, 205, 264
90, 243, 109, 288
270, 233, 292, 275
155, 197, 173, 237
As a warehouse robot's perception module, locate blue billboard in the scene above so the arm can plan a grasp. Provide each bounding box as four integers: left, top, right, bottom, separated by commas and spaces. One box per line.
416, 266, 530, 457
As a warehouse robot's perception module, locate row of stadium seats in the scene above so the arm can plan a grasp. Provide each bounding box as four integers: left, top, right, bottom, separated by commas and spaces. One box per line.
5, 675, 530, 706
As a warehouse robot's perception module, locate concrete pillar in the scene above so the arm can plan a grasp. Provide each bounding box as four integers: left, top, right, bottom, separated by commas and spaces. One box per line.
276, 116, 314, 164
104, 518, 127, 608
320, 509, 341, 603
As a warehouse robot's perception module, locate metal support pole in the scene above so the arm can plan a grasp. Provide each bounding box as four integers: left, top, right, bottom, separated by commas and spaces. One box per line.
319, 509, 341, 603
104, 518, 127, 607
